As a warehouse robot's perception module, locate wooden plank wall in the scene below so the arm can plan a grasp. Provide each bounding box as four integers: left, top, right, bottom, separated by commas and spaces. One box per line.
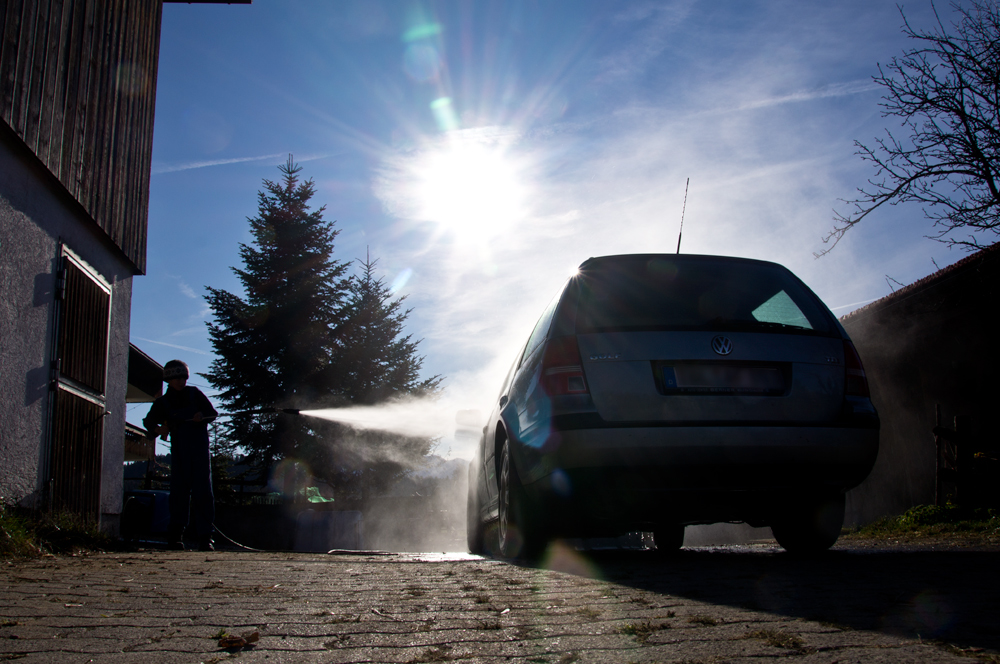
0, 0, 163, 274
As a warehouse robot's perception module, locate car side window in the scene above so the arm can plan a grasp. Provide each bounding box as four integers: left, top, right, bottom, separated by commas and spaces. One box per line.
497, 348, 522, 400
521, 295, 560, 365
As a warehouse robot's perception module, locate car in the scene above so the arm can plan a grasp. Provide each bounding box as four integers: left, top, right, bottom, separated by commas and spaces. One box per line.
467, 253, 879, 557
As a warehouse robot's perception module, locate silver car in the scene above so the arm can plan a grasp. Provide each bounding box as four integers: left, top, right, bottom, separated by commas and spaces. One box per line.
467, 254, 879, 557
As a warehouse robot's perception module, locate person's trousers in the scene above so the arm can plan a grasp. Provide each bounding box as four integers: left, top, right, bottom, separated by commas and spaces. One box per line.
168, 441, 215, 540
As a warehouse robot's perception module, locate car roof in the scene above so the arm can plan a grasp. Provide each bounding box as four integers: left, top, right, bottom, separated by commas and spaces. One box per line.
578, 253, 788, 271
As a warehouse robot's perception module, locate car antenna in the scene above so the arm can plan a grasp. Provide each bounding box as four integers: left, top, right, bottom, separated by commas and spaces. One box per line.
676, 177, 689, 254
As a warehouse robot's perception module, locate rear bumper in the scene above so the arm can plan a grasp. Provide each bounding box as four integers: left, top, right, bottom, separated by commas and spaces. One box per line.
511, 423, 879, 534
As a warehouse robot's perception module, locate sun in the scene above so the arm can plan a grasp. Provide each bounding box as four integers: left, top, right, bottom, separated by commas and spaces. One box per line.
413, 137, 526, 244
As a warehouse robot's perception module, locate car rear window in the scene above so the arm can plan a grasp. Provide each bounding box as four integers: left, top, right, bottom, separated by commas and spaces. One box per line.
574, 256, 835, 335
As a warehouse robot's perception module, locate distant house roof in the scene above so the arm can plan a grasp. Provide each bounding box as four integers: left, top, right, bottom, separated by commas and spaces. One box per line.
840, 242, 1000, 322
127, 344, 163, 403
124, 423, 155, 462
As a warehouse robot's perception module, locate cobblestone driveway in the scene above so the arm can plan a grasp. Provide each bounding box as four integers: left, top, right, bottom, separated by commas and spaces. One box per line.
1, 542, 997, 663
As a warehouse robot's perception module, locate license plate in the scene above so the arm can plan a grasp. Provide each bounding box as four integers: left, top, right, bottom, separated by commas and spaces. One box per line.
661, 364, 785, 395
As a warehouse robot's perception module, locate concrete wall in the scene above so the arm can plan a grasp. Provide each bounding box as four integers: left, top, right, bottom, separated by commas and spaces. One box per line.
842, 246, 1000, 525
0, 127, 133, 533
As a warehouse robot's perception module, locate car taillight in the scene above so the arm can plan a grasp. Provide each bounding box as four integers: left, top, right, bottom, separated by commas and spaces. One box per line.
541, 336, 589, 395
843, 340, 870, 398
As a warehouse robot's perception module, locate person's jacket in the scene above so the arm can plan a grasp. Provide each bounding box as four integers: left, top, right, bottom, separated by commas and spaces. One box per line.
143, 386, 218, 445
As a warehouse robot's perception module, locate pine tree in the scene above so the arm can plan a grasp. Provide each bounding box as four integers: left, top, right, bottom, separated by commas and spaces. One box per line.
328, 254, 443, 500
340, 252, 441, 405
203, 156, 350, 474
203, 158, 442, 501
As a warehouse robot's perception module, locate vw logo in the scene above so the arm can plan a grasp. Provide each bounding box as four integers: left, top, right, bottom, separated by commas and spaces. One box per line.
711, 335, 733, 356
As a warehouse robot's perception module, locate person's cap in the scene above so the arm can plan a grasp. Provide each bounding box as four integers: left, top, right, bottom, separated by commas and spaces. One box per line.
163, 360, 190, 381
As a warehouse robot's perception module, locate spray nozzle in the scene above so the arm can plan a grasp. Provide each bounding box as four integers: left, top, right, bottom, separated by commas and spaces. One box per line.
248, 407, 301, 416
216, 407, 303, 417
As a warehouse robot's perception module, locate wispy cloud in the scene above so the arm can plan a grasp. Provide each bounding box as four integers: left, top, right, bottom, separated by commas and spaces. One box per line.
732, 80, 879, 113
152, 152, 285, 174
177, 280, 197, 299
132, 337, 211, 356
597, 0, 695, 82
163, 274, 199, 300
168, 326, 207, 338
152, 151, 341, 175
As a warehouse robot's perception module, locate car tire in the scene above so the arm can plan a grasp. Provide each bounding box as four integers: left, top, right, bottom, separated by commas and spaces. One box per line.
771, 493, 845, 554
498, 440, 545, 560
653, 523, 685, 556
466, 480, 485, 555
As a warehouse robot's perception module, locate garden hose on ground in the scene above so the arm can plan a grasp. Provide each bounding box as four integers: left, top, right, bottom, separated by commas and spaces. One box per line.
210, 523, 264, 552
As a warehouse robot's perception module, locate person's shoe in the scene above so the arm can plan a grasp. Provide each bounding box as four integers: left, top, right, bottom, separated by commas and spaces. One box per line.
167, 540, 185, 551
199, 538, 215, 552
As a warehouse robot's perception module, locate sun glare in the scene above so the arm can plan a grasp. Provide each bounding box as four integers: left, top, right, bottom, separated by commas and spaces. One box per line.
414, 139, 526, 244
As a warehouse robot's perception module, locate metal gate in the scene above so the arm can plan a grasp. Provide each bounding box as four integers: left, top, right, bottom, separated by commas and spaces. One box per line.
49, 250, 111, 519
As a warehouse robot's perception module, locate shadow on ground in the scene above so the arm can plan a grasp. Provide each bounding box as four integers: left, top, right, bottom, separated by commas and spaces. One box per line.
512, 544, 1000, 652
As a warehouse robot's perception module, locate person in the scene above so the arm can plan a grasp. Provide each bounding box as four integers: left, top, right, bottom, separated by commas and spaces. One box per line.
143, 360, 218, 551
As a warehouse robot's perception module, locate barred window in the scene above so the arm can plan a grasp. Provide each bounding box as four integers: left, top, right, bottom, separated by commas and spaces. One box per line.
56, 259, 111, 392
50, 251, 111, 519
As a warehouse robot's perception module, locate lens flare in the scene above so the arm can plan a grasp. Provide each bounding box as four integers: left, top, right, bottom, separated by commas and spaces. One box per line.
403, 23, 442, 42
115, 62, 149, 97
430, 97, 459, 132
390, 268, 414, 294
403, 42, 443, 82
541, 540, 603, 579
269, 458, 313, 497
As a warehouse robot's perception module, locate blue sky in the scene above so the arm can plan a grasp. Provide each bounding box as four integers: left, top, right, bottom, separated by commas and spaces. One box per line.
130, 0, 962, 457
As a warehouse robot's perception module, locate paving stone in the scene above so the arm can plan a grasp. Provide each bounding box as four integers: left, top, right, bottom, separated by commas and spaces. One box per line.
1, 543, 997, 662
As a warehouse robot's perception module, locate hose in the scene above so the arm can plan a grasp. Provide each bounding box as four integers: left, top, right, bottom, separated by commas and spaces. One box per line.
211, 523, 264, 552
140, 406, 301, 551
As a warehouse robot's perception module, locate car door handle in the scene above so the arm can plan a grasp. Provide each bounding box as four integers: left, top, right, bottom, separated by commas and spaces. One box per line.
499, 395, 508, 408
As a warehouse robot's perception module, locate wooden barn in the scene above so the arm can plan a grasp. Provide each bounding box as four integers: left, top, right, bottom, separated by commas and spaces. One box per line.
0, 0, 244, 534
842, 244, 1000, 525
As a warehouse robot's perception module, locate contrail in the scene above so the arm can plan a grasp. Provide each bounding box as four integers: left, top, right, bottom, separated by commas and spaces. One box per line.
734, 80, 878, 112
152, 151, 340, 175
151, 152, 286, 174
829, 297, 879, 312
132, 336, 211, 355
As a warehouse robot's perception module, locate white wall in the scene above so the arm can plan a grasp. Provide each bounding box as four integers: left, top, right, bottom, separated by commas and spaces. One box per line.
0, 131, 135, 534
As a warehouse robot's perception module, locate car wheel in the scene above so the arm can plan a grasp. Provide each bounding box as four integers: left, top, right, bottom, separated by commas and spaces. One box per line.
466, 480, 485, 554
653, 523, 685, 556
771, 493, 845, 554
498, 440, 545, 559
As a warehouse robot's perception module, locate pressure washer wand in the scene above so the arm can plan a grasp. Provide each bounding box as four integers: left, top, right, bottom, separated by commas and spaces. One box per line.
180, 407, 301, 422
234, 407, 302, 416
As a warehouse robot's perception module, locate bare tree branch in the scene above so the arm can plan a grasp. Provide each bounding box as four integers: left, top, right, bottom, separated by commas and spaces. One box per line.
820, 0, 1000, 256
